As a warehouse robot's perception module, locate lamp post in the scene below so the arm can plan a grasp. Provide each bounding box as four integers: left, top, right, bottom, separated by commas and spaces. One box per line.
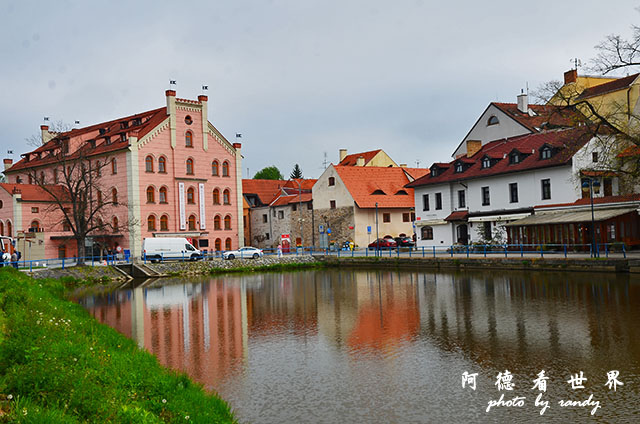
295, 179, 304, 251
581, 177, 601, 258
375, 202, 380, 256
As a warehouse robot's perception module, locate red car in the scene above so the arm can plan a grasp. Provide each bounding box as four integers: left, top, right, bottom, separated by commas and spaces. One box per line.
368, 238, 397, 250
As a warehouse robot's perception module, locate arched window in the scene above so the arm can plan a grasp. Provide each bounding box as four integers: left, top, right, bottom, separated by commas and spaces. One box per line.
160, 215, 169, 231
145, 155, 154, 172
159, 187, 168, 204
215, 238, 221, 251
0, 200, 2, 209
187, 187, 195, 204
7, 221, 12, 238
186, 158, 194, 175
30, 220, 40, 231
185, 131, 193, 147
112, 217, 118, 232
0, 221, 4, 236
146, 186, 155, 203
111, 158, 117, 174
158, 156, 166, 173
213, 189, 220, 205
212, 160, 219, 176
421, 226, 434, 240
188, 214, 196, 230
225, 238, 232, 250
487, 115, 499, 126
214, 215, 221, 230
147, 215, 156, 231
222, 161, 229, 177
112, 188, 118, 205
224, 215, 232, 230
223, 189, 230, 205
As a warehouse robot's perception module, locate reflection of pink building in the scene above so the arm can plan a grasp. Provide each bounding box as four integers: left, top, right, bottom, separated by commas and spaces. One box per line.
1, 90, 243, 259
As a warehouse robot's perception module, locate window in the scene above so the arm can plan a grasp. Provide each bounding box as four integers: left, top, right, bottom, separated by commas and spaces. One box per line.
112, 217, 118, 232
112, 188, 118, 205
383, 213, 391, 223
592, 152, 599, 163
402, 213, 410, 222
435, 193, 442, 210
31, 207, 39, 213
30, 220, 40, 231
185, 131, 193, 147
96, 161, 101, 177
145, 155, 154, 172
215, 238, 221, 251
187, 187, 195, 204
185, 115, 193, 125
541, 147, 552, 160
160, 215, 169, 231
421, 226, 433, 240
487, 115, 499, 126
262, 214, 268, 223
607, 223, 616, 241
112, 158, 117, 174
455, 162, 463, 173
212, 160, 219, 176
328, 177, 335, 186
214, 215, 221, 230
28, 174, 33, 184
63, 221, 70, 232
0, 221, 4, 235
482, 157, 491, 169
541, 179, 551, 200
146, 186, 155, 203
509, 183, 518, 203
188, 215, 196, 230
213, 189, 220, 204
39, 171, 45, 183
278, 210, 284, 219
431, 167, 439, 177
509, 151, 520, 164
292, 203, 297, 211
186, 158, 194, 175
158, 156, 166, 173
372, 189, 385, 195
223, 189, 230, 205
481, 186, 490, 206
330, 200, 336, 209
458, 190, 466, 208
225, 238, 232, 250
483, 222, 492, 240
159, 187, 167, 203
53, 168, 59, 183
224, 215, 232, 230
222, 161, 229, 177
147, 215, 156, 231
423, 194, 430, 211
265, 233, 270, 240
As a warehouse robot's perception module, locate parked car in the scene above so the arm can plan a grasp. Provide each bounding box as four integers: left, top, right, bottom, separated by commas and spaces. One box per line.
394, 236, 415, 248
142, 237, 202, 262
368, 238, 397, 250
223, 246, 264, 260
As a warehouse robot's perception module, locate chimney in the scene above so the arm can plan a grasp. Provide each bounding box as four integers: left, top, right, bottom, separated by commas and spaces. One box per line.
3, 159, 13, 171
517, 91, 528, 113
40, 125, 54, 144
339, 148, 347, 162
198, 95, 209, 151
466, 140, 482, 158
166, 89, 176, 115
564, 69, 578, 84
356, 156, 365, 166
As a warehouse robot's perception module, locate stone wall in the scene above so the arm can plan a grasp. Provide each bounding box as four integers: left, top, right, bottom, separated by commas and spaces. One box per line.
313, 206, 355, 248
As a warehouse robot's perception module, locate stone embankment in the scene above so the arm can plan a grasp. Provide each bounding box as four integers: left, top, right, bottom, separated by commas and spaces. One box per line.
29, 264, 130, 282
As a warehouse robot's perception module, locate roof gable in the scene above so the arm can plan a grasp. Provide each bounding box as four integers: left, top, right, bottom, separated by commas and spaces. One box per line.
333, 166, 419, 208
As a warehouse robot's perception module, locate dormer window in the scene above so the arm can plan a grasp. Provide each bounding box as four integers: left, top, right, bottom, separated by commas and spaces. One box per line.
120, 133, 126, 142
120, 121, 128, 129
132, 118, 142, 126
430, 166, 440, 177
88, 139, 96, 148
455, 162, 463, 173
540, 145, 553, 160
99, 128, 107, 135
372, 189, 386, 195
104, 136, 111, 145
395, 190, 408, 195
487, 115, 499, 126
509, 151, 521, 164
482, 157, 491, 169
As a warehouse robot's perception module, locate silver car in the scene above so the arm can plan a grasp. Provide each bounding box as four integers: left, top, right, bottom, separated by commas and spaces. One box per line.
223, 246, 264, 260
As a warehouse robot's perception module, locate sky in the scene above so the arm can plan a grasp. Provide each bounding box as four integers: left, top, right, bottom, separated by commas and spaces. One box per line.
1, 0, 639, 179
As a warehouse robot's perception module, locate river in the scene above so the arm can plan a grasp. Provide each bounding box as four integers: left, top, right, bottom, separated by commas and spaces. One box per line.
77, 269, 640, 423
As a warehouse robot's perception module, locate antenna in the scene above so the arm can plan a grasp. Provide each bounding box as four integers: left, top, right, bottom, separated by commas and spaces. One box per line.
526, 81, 529, 95
322, 152, 328, 170
570, 58, 582, 70
415, 159, 420, 168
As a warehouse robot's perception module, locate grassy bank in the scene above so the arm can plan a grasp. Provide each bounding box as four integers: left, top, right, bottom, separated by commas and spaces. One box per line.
0, 269, 236, 423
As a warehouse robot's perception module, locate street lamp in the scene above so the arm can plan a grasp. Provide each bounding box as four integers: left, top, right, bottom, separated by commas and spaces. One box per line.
295, 179, 304, 251
581, 177, 601, 258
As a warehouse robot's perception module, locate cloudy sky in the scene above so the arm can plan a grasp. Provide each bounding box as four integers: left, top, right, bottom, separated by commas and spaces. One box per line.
1, 0, 638, 179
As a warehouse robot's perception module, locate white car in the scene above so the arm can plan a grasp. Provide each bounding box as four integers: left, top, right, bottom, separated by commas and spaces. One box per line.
223, 246, 264, 260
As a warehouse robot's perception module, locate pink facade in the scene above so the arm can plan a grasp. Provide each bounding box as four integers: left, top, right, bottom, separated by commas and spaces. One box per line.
2, 91, 243, 260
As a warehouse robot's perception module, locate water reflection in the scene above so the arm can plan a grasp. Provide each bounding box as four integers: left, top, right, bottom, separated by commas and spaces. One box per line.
78, 269, 640, 423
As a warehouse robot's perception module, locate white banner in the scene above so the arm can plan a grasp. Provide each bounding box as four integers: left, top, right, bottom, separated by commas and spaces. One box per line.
198, 183, 206, 230
178, 182, 186, 230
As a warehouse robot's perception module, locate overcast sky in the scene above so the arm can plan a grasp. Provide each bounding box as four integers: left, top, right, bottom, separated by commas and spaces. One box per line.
1, 0, 638, 179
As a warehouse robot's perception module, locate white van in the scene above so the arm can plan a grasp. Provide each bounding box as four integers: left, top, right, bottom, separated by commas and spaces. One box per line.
142, 238, 202, 262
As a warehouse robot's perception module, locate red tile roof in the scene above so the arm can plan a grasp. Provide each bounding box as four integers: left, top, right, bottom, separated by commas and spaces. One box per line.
492, 103, 587, 132
339, 150, 382, 166
283, 179, 317, 190
270, 192, 313, 207
445, 211, 469, 221
0, 183, 68, 202
408, 127, 594, 188
576, 74, 639, 100
7, 107, 167, 173
333, 166, 415, 208
401, 167, 430, 180
242, 179, 286, 205
535, 194, 640, 209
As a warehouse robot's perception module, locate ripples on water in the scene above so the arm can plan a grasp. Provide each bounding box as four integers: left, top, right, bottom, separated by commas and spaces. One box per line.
78, 269, 640, 423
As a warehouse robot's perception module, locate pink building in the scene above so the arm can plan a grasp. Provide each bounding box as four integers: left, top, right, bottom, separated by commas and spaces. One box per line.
2, 90, 244, 260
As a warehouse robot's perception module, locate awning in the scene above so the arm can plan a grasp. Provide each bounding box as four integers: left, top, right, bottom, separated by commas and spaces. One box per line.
445, 211, 469, 221
505, 207, 637, 226
415, 219, 448, 226
469, 213, 531, 223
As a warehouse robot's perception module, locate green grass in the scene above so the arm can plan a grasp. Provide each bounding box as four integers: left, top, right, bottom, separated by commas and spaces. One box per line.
205, 260, 327, 276
0, 268, 236, 423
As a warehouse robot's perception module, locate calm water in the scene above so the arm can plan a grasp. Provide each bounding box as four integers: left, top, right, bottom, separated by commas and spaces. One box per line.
77, 269, 640, 423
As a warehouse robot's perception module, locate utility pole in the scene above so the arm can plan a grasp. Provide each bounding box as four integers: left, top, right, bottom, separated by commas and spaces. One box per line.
375, 202, 379, 256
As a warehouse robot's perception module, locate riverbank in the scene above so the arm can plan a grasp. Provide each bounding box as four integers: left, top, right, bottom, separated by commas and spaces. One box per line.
0, 269, 236, 423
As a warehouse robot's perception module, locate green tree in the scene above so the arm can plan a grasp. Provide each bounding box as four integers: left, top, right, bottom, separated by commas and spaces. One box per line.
290, 164, 303, 179
253, 166, 283, 180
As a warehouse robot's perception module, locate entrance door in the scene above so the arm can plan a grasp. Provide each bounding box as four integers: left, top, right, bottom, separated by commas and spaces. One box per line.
456, 224, 469, 245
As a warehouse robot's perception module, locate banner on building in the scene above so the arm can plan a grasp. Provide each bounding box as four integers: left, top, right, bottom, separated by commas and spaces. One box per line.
178, 182, 186, 230
198, 183, 206, 230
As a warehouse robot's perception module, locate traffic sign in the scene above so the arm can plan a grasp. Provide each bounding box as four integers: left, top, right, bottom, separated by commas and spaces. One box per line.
367, 226, 371, 234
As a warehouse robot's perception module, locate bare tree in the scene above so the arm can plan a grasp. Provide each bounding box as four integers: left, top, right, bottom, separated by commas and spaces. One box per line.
590, 22, 640, 75
25, 138, 133, 265
25, 120, 73, 148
